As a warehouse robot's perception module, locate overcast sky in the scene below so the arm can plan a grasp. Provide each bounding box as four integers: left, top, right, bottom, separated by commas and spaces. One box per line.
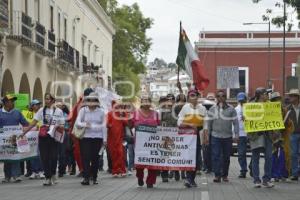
117, 0, 296, 63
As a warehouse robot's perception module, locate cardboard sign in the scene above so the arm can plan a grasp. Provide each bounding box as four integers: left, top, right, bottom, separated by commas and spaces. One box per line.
217, 67, 240, 89
135, 125, 197, 171
243, 102, 285, 133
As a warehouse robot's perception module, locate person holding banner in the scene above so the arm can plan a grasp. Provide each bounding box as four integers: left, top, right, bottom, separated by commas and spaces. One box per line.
23, 93, 64, 186
286, 88, 300, 181
22, 99, 45, 180
207, 90, 239, 183
159, 93, 180, 182
75, 92, 106, 185
0, 94, 29, 183
247, 87, 274, 188
131, 95, 160, 188
178, 89, 207, 188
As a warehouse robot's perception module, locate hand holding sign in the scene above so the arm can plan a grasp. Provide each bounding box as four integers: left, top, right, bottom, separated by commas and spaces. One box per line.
243, 102, 285, 133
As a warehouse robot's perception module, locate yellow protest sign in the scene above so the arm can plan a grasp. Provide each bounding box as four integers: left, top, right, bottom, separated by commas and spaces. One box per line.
243, 102, 285, 133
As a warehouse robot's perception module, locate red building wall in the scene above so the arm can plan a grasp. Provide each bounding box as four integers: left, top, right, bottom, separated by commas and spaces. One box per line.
197, 32, 300, 98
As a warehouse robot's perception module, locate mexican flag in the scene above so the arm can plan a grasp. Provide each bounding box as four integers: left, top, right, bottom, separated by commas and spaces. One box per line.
176, 26, 209, 91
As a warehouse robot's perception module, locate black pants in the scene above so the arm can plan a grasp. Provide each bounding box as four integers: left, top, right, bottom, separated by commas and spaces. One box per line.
58, 143, 67, 175
39, 135, 58, 179
80, 138, 102, 180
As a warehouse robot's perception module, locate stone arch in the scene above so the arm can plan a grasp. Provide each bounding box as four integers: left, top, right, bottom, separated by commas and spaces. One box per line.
32, 78, 43, 102
19, 73, 31, 99
1, 69, 15, 96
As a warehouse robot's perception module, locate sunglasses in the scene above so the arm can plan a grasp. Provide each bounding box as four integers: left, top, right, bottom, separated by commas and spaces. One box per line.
216, 94, 226, 98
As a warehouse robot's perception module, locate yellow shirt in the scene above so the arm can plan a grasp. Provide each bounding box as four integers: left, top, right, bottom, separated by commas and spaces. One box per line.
22, 110, 41, 127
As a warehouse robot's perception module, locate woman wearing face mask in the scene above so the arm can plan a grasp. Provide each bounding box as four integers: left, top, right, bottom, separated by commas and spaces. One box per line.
75, 92, 106, 185
24, 93, 64, 186
131, 95, 160, 188
178, 89, 207, 188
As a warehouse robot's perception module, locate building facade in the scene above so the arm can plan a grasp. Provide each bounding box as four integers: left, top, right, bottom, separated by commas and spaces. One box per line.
0, 0, 115, 105
196, 31, 300, 98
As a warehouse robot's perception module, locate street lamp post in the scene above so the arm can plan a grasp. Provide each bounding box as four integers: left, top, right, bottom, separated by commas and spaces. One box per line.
283, 1, 286, 93
243, 22, 271, 88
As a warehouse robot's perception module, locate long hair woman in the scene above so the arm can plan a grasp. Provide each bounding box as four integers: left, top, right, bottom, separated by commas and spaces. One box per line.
24, 93, 64, 186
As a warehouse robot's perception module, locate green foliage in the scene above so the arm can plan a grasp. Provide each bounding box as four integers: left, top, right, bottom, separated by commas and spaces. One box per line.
253, 0, 300, 30
98, 0, 153, 98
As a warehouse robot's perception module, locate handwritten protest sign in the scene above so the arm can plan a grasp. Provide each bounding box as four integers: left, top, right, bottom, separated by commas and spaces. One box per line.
243, 102, 285, 133
9, 93, 29, 111
134, 125, 197, 171
0, 126, 38, 161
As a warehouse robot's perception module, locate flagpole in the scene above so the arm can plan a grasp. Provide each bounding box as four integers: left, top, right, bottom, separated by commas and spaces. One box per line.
177, 21, 181, 85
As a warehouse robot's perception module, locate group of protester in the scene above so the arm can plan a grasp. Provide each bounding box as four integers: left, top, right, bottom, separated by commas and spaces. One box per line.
0, 85, 300, 189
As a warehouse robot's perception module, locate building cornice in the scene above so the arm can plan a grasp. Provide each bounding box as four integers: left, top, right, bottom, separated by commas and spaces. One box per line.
77, 0, 115, 36
195, 38, 300, 48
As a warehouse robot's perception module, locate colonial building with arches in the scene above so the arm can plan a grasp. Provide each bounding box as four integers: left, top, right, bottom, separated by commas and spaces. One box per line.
0, 0, 115, 106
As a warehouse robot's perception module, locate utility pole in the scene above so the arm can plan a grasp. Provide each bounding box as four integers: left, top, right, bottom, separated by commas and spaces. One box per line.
283, 1, 286, 93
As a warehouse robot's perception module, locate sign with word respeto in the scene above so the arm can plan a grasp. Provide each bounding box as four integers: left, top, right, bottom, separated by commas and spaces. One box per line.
0, 126, 38, 161
243, 102, 285, 133
134, 125, 197, 171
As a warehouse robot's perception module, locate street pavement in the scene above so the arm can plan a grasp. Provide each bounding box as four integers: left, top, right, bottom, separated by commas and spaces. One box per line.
0, 157, 299, 200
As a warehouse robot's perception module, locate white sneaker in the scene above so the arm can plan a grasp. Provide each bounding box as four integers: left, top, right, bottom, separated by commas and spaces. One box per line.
29, 173, 37, 179
127, 170, 133, 176
2, 177, 10, 183
254, 182, 261, 188
39, 172, 45, 179
12, 176, 22, 183
43, 178, 52, 186
262, 181, 274, 188
51, 176, 58, 185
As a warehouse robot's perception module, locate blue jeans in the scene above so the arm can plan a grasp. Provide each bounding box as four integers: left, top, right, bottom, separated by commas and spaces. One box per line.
290, 134, 300, 177
4, 162, 21, 178
127, 144, 135, 171
238, 137, 248, 174
31, 156, 43, 173
251, 135, 272, 183
211, 136, 232, 177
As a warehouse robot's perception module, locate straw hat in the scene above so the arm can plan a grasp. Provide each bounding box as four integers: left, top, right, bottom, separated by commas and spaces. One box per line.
286, 89, 300, 96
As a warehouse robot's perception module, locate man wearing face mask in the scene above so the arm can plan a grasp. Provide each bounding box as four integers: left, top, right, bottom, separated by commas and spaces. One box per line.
206, 90, 239, 183
159, 93, 180, 182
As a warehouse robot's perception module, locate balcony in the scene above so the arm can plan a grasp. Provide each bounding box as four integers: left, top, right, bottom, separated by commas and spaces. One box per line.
35, 22, 46, 48
47, 31, 55, 56
0, 0, 9, 35
76, 50, 79, 68
7, 11, 33, 44
57, 40, 75, 67
7, 11, 56, 57
82, 55, 87, 72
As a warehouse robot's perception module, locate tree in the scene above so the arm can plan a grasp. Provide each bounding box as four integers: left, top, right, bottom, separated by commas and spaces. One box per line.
149, 58, 168, 69
252, 0, 300, 30
98, 0, 153, 99
167, 63, 177, 70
